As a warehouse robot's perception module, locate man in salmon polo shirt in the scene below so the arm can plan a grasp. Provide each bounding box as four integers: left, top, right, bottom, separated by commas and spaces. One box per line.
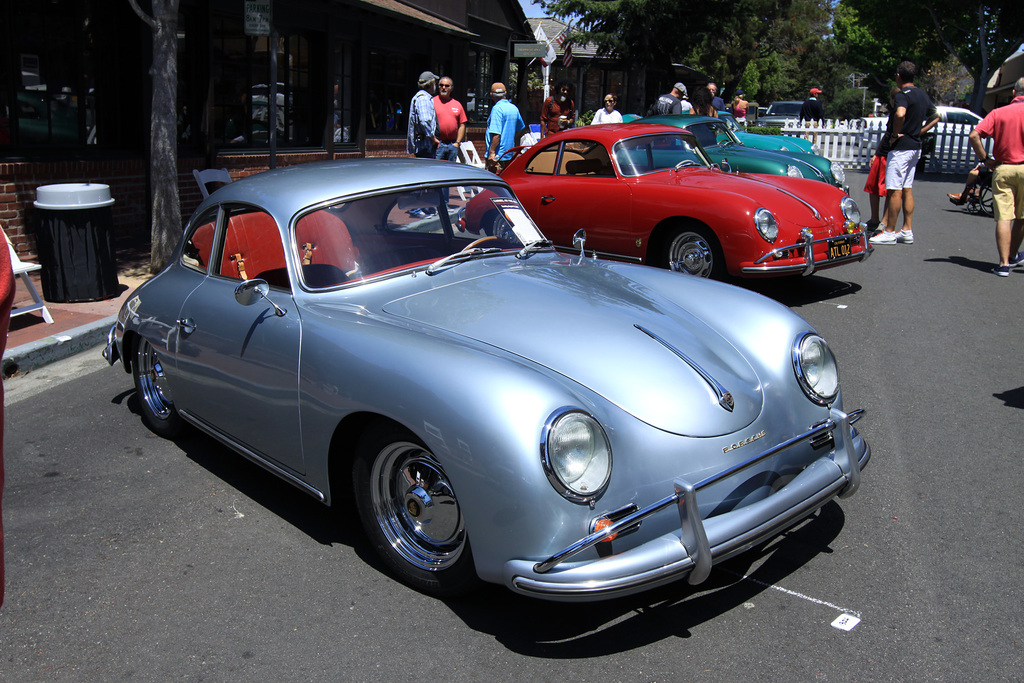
432, 76, 468, 162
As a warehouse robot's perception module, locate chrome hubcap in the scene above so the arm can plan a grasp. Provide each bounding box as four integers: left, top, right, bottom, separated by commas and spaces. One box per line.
371, 443, 465, 571
670, 233, 714, 278
137, 339, 174, 419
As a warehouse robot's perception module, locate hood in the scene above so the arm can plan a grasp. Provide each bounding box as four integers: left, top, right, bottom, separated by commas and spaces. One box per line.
381, 261, 763, 437
649, 168, 833, 227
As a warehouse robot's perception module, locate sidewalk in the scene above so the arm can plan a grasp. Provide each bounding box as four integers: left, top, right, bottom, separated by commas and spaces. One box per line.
3, 236, 151, 378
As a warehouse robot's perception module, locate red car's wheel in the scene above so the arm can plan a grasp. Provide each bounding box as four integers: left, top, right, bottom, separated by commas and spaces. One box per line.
662, 226, 725, 279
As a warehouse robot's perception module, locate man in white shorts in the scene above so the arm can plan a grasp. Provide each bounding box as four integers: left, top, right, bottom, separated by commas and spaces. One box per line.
871, 61, 936, 245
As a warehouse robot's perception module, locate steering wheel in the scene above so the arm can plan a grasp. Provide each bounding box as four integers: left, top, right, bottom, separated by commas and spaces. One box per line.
463, 236, 500, 250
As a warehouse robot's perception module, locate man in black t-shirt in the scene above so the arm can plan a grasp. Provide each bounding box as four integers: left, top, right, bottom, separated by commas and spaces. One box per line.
870, 61, 935, 246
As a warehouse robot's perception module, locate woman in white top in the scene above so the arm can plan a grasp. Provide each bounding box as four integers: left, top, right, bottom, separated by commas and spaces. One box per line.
591, 93, 623, 124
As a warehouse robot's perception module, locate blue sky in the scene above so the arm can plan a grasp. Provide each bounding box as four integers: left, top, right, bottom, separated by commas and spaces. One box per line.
519, 0, 547, 18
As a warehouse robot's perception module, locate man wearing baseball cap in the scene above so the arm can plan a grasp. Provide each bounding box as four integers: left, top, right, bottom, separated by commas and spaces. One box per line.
649, 83, 688, 116
407, 70, 439, 158
800, 87, 825, 123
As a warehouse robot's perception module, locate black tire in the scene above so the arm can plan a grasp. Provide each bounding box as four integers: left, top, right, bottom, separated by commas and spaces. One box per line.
661, 225, 726, 279
352, 422, 480, 597
977, 183, 994, 218
132, 337, 184, 438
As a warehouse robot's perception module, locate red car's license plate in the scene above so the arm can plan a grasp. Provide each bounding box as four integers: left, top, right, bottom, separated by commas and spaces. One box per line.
828, 240, 853, 260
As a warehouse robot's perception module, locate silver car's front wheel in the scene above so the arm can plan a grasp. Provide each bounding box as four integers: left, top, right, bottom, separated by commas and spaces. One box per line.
132, 337, 183, 438
353, 422, 479, 596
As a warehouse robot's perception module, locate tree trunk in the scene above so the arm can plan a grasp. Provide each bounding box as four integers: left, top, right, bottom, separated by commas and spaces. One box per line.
130, 0, 181, 273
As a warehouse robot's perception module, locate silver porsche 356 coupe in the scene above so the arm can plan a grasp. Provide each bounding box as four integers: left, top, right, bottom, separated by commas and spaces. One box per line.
104, 159, 869, 601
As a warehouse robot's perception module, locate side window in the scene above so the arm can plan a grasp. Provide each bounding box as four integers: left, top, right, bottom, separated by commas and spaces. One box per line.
181, 209, 219, 273
559, 140, 615, 177
525, 143, 559, 175
219, 209, 290, 290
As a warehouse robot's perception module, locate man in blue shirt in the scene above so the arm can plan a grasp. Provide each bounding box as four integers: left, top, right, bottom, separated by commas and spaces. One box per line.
407, 71, 439, 158
485, 82, 526, 171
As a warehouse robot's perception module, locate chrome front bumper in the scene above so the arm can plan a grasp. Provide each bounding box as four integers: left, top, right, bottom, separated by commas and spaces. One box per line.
741, 227, 872, 276
505, 407, 867, 601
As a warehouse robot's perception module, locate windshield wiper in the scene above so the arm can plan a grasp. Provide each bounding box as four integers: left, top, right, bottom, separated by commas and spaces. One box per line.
516, 239, 554, 259
425, 247, 503, 275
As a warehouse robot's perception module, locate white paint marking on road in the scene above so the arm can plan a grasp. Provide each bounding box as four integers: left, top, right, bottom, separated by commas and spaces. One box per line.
836, 304, 848, 309
721, 567, 863, 624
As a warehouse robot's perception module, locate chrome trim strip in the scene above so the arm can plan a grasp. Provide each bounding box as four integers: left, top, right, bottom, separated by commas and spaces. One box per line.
533, 408, 862, 577
774, 187, 821, 220
179, 410, 325, 502
634, 324, 736, 412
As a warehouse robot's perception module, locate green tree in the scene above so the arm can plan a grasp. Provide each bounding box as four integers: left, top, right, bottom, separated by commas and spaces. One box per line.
835, 0, 1024, 112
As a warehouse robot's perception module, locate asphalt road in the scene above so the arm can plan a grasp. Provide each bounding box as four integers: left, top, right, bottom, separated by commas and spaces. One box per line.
2, 170, 1020, 682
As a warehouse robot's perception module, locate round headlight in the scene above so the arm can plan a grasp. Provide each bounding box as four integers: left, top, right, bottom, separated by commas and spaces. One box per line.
830, 161, 846, 186
793, 333, 839, 405
840, 196, 861, 225
754, 208, 778, 243
542, 410, 612, 503
786, 164, 802, 178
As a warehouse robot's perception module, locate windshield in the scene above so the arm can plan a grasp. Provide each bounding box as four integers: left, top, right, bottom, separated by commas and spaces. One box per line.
292, 184, 545, 288
688, 121, 741, 148
768, 102, 802, 116
612, 133, 711, 176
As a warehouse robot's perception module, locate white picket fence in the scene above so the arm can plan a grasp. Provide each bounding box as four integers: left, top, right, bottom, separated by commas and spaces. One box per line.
772, 119, 990, 174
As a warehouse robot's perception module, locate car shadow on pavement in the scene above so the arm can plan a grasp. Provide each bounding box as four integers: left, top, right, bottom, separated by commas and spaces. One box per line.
122, 391, 367, 551
994, 386, 1024, 409
741, 274, 863, 308
443, 501, 847, 655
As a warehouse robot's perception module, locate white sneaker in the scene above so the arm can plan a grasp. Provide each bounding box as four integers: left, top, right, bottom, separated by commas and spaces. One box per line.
897, 230, 914, 244
869, 231, 897, 245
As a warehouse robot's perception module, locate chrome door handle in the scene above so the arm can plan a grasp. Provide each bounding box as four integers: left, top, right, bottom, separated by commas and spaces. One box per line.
541, 195, 555, 204
177, 318, 196, 335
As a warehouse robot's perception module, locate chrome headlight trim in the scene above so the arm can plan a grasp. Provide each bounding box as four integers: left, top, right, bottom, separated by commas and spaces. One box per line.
541, 408, 612, 504
840, 196, 861, 226
786, 164, 802, 178
793, 333, 840, 405
830, 161, 847, 186
754, 208, 778, 243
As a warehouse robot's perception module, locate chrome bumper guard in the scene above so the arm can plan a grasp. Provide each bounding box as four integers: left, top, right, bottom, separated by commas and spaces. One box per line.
101, 322, 120, 366
742, 226, 872, 276
519, 408, 864, 596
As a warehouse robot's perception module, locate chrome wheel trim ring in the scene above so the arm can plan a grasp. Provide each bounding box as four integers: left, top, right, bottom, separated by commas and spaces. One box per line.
137, 339, 175, 420
370, 442, 466, 571
669, 233, 714, 278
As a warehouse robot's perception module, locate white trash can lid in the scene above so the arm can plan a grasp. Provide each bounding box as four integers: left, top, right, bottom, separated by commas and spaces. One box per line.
34, 183, 116, 210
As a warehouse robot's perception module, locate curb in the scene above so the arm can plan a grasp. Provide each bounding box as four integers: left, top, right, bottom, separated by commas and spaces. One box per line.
2, 315, 116, 378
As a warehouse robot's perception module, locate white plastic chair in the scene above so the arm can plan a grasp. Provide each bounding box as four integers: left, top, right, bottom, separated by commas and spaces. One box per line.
5, 233, 54, 324
192, 168, 233, 198
457, 141, 485, 168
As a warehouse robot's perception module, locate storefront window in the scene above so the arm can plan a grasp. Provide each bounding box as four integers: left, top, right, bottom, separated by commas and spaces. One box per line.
1, 0, 97, 147
212, 16, 316, 147
366, 51, 409, 135
333, 44, 354, 145
468, 49, 493, 123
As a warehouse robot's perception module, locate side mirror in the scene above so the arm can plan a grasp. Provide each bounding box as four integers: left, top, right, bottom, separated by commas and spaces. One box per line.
573, 228, 587, 256
719, 159, 732, 173
234, 279, 287, 317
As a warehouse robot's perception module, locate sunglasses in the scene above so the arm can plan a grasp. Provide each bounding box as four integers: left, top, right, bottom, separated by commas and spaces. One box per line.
439, 83, 452, 88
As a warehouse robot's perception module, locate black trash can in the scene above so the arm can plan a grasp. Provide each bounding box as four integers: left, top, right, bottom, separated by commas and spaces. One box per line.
33, 183, 120, 302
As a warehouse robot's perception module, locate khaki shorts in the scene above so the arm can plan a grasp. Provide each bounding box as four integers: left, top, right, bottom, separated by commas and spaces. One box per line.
992, 163, 1024, 222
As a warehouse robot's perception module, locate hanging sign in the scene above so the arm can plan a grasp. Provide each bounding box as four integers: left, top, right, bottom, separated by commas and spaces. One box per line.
244, 1, 272, 36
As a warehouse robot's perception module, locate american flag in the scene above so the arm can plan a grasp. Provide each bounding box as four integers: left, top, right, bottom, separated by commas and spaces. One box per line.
556, 32, 573, 67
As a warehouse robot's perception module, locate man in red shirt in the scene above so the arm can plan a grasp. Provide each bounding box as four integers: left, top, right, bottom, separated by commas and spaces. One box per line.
970, 77, 1024, 276
432, 76, 468, 162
